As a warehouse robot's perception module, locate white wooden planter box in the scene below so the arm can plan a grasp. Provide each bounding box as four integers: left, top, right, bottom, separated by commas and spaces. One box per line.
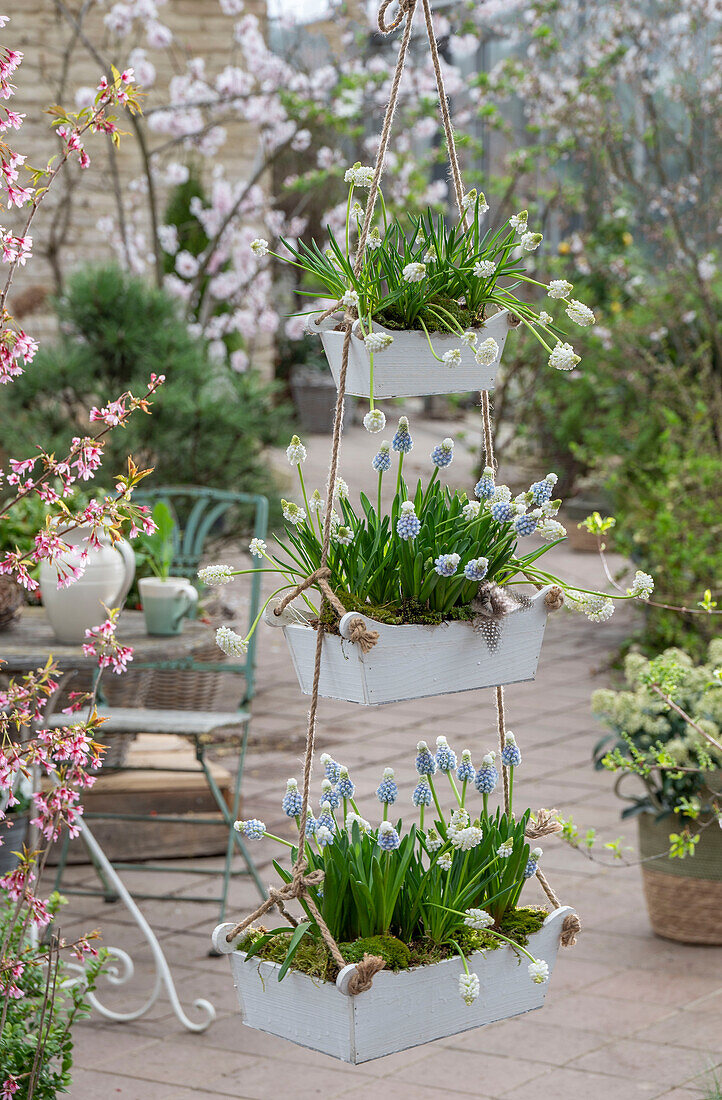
212, 907, 573, 1064
264, 586, 553, 706
310, 310, 512, 399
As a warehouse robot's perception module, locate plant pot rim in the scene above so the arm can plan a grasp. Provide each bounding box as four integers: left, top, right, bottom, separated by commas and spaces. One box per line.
213, 905, 572, 989
266, 583, 552, 637
309, 307, 511, 339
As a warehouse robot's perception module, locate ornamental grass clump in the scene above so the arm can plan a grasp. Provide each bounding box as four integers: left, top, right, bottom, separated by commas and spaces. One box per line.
201, 424, 655, 656
233, 732, 552, 1004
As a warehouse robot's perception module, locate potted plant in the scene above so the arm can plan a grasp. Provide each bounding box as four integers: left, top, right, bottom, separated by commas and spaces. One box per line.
135, 501, 198, 636
592, 642, 722, 944
257, 179, 594, 424
201, 425, 653, 705
279, 334, 354, 435
213, 733, 574, 1063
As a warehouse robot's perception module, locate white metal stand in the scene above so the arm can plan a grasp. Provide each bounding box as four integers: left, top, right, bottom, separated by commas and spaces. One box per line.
63, 814, 216, 1033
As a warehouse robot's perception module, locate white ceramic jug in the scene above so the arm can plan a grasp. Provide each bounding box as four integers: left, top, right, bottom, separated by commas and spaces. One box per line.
40, 527, 136, 644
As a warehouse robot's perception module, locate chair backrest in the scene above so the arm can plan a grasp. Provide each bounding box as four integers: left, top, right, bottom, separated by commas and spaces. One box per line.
133, 487, 269, 706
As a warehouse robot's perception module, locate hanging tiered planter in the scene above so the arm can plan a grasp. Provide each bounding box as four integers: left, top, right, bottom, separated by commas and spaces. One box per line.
265, 583, 560, 705
204, 0, 649, 1064
212, 906, 574, 1063
311, 308, 513, 399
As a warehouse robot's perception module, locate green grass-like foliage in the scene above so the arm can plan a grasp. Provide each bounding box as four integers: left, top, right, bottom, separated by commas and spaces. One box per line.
280, 193, 559, 347
274, 467, 561, 619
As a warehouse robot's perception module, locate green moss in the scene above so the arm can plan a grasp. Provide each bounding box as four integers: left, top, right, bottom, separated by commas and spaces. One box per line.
340, 934, 411, 970
375, 295, 484, 333
316, 592, 478, 631
236, 908, 547, 982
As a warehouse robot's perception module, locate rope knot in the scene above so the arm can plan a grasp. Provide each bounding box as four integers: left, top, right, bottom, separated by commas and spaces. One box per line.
378, 0, 416, 33
526, 808, 562, 840
347, 616, 380, 653
561, 913, 581, 948
347, 953, 386, 994
544, 586, 564, 612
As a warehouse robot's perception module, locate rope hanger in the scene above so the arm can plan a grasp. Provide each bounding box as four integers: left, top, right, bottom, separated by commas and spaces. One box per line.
225, 0, 579, 980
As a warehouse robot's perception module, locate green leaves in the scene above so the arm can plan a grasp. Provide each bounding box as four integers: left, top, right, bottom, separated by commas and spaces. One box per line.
274, 464, 555, 621
277, 198, 551, 340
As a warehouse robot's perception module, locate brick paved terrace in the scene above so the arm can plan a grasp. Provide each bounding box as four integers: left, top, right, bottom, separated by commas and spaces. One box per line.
62, 409, 722, 1100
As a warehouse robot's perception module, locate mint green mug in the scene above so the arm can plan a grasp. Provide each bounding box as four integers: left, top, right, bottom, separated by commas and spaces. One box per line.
138, 577, 199, 636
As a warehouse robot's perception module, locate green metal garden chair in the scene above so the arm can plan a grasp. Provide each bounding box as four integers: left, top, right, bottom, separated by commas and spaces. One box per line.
50, 488, 269, 923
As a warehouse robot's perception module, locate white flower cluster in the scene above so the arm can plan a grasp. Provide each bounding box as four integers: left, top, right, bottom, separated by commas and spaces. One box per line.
216, 625, 248, 656
565, 299, 596, 326
344, 163, 374, 188
197, 564, 233, 585
528, 959, 549, 984
568, 590, 615, 622
402, 261, 426, 283
459, 972, 480, 1006
363, 408, 386, 433
628, 570, 654, 600
365, 330, 394, 353
474, 259, 496, 277
286, 435, 307, 465
548, 341, 581, 371
548, 279, 573, 299
475, 337, 499, 367
464, 908, 494, 931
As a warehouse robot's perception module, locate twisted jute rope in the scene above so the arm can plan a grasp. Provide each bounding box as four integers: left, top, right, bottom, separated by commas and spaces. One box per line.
224, 0, 418, 990
226, 0, 577, 979
419, 0, 578, 947
273, 567, 380, 652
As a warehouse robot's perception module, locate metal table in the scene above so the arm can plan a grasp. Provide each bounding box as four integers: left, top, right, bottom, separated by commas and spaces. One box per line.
3, 608, 217, 1032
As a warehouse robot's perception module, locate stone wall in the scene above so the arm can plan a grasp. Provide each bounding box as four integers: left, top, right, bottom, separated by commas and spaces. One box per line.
8, 0, 266, 346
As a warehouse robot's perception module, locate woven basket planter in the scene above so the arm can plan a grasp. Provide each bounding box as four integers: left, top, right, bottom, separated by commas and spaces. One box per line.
265, 586, 554, 706
638, 811, 722, 945
212, 906, 572, 1064
312, 310, 512, 399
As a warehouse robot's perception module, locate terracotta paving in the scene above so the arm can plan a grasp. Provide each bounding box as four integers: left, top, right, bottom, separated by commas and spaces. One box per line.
62, 409, 722, 1099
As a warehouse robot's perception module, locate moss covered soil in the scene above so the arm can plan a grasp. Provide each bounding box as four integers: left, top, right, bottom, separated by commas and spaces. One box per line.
315, 593, 478, 632
237, 907, 548, 983
375, 296, 485, 333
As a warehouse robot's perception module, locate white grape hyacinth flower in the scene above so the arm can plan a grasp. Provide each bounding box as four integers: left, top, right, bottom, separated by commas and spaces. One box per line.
474, 259, 497, 277
548, 279, 573, 299
363, 408, 386, 433
475, 337, 499, 367
197, 564, 233, 585
402, 261, 427, 283
459, 972, 480, 1006
216, 625, 248, 656
250, 238, 269, 256
443, 348, 462, 367
464, 908, 494, 930
565, 298, 596, 326
248, 537, 267, 558
528, 959, 550, 984
548, 342, 581, 371
365, 330, 394, 353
